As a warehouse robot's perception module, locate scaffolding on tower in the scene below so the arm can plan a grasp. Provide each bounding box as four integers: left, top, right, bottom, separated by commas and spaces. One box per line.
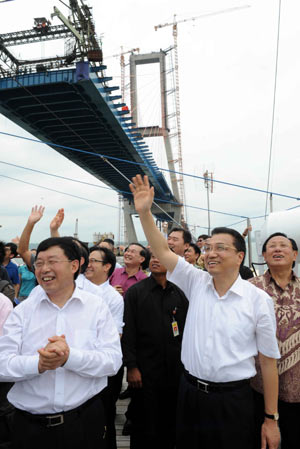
154, 5, 250, 227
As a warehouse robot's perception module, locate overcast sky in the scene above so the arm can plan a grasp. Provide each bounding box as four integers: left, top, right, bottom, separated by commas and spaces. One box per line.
0, 0, 299, 250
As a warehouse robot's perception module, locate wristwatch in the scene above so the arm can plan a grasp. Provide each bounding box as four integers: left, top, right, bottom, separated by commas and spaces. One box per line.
265, 412, 279, 421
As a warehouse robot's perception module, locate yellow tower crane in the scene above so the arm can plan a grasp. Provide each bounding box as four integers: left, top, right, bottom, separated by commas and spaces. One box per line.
111, 47, 140, 101
154, 5, 250, 225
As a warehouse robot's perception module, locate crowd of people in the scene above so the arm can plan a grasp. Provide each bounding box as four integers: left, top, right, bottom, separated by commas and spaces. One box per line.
0, 174, 299, 449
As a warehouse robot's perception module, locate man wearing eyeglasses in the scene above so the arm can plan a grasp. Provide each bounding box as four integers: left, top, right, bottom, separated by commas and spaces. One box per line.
128, 175, 281, 449
196, 234, 209, 249
84, 245, 124, 449
0, 237, 122, 449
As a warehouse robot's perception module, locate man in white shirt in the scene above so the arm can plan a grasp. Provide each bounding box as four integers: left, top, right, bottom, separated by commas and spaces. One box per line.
85, 246, 124, 335
0, 237, 122, 449
167, 227, 191, 256
0, 293, 14, 448
128, 175, 281, 449
85, 245, 124, 449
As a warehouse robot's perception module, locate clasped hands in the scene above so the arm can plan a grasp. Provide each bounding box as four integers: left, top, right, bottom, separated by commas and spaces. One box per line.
38, 334, 69, 374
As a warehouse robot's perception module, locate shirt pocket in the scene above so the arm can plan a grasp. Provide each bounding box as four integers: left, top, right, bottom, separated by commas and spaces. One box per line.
73, 329, 98, 350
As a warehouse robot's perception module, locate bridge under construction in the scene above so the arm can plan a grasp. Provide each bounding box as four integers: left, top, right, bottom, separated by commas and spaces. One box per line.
0, 0, 183, 241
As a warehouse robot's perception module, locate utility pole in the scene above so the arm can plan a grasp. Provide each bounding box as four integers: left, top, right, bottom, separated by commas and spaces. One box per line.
270, 193, 273, 213
203, 170, 213, 235
74, 218, 78, 239
118, 193, 124, 246
246, 217, 252, 267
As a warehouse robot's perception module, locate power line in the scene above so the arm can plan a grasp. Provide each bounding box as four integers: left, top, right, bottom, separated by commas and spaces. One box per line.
0, 174, 120, 210
0, 159, 249, 219
0, 161, 297, 224
1, 130, 299, 202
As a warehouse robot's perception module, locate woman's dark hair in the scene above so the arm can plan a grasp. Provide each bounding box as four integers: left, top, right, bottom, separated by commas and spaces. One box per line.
125, 243, 150, 270
36, 237, 81, 279
89, 246, 116, 278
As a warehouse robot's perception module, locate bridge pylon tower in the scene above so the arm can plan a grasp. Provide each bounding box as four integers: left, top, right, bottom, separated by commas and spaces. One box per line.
129, 50, 182, 233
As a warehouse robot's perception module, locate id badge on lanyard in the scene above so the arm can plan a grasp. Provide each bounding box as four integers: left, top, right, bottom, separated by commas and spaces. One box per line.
171, 306, 179, 337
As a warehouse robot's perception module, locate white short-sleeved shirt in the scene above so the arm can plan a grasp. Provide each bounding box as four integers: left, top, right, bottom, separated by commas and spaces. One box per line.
0, 293, 13, 335
76, 275, 124, 334
167, 257, 280, 382
0, 285, 122, 414
96, 280, 124, 334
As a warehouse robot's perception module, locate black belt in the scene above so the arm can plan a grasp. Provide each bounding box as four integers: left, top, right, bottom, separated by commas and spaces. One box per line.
184, 370, 250, 394
16, 392, 101, 428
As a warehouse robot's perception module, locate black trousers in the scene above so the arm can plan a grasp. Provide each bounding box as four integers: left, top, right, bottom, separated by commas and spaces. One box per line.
0, 409, 14, 449
101, 366, 124, 449
176, 374, 255, 449
12, 394, 107, 449
0, 383, 15, 449
130, 384, 178, 449
253, 389, 300, 449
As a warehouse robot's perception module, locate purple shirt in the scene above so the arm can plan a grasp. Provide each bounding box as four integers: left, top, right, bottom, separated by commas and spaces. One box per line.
110, 268, 147, 296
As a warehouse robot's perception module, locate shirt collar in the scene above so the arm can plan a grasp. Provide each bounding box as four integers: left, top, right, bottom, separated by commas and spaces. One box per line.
227, 275, 244, 298
266, 268, 297, 287
122, 267, 144, 280
40, 284, 87, 306
206, 274, 244, 299
149, 274, 173, 290
76, 273, 85, 289
98, 279, 109, 292
71, 286, 87, 304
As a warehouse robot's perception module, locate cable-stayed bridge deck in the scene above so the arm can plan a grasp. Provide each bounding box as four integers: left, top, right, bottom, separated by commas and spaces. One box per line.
0, 63, 178, 221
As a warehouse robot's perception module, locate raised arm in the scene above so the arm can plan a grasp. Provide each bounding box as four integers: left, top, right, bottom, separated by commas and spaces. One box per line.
50, 208, 64, 237
129, 175, 178, 273
17, 206, 45, 269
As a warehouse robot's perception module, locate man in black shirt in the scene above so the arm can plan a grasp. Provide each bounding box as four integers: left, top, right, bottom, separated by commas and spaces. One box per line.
122, 253, 188, 449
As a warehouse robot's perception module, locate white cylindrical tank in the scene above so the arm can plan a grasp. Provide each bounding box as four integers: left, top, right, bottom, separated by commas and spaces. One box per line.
260, 208, 300, 262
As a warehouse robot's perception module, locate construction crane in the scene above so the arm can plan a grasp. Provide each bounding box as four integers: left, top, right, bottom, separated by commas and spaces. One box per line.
0, 0, 105, 77
111, 47, 140, 101
154, 5, 250, 225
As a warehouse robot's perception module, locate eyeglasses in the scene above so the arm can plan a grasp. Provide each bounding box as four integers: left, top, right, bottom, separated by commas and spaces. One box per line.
34, 259, 72, 269
89, 258, 105, 264
202, 244, 238, 254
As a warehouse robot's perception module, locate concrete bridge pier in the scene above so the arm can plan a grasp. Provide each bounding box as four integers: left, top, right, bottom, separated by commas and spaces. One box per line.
123, 199, 182, 245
